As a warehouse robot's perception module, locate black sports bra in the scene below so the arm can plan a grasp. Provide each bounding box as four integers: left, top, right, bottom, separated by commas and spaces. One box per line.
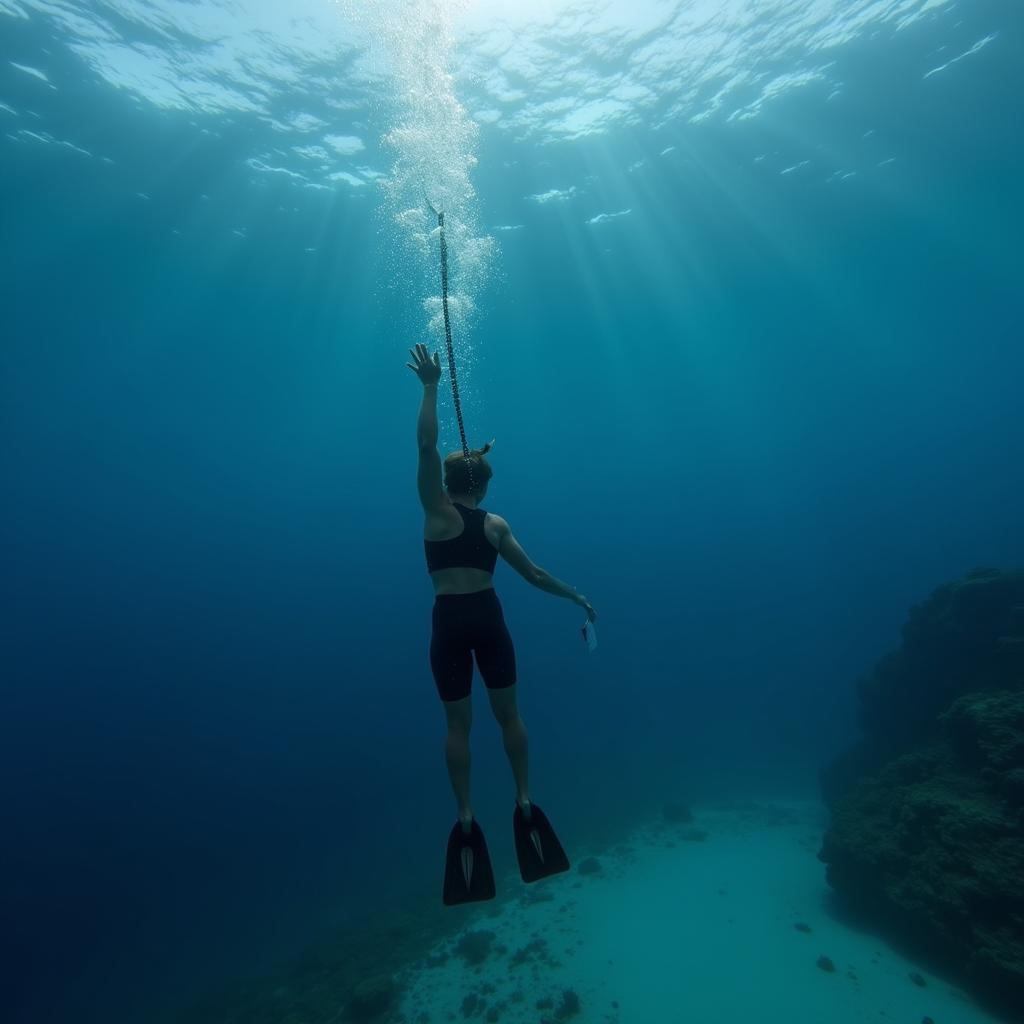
424, 503, 499, 574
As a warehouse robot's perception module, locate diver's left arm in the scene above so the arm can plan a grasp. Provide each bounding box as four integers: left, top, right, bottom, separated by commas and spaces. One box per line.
407, 343, 446, 511
416, 382, 439, 449
408, 342, 442, 446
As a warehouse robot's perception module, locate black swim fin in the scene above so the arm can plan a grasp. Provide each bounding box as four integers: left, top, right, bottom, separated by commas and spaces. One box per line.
513, 802, 570, 883
443, 818, 496, 906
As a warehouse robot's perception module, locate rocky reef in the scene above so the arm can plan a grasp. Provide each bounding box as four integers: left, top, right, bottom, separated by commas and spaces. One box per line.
819, 568, 1024, 1013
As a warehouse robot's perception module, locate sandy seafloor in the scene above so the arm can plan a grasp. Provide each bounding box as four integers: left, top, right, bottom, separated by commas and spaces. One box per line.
395, 801, 1010, 1024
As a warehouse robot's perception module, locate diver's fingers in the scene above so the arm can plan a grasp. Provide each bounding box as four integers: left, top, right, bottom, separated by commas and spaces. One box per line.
433, 352, 441, 366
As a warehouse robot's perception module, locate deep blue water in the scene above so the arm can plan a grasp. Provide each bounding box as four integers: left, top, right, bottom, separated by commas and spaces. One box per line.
1, 2, 1022, 1022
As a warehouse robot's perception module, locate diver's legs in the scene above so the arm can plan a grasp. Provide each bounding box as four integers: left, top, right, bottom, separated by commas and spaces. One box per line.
443, 696, 473, 827
487, 685, 530, 807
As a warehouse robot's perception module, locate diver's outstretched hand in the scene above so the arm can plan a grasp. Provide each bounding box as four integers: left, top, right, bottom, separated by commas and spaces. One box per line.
406, 343, 442, 387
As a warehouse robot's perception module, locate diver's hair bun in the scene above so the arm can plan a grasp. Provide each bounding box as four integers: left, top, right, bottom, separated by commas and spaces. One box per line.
443, 440, 495, 495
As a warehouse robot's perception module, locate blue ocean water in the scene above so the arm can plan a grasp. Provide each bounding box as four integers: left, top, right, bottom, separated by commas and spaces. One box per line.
1, 1, 1022, 1022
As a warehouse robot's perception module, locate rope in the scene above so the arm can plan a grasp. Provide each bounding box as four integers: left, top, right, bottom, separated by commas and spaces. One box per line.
433, 207, 476, 491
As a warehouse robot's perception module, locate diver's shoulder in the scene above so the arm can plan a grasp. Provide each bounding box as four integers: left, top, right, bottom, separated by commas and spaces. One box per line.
485, 511, 510, 534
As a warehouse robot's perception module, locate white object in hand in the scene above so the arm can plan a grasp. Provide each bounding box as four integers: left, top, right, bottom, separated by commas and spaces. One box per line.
582, 621, 598, 653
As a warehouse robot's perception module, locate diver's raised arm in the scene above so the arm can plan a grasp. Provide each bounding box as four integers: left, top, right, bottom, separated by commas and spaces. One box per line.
408, 342, 442, 447
407, 343, 447, 512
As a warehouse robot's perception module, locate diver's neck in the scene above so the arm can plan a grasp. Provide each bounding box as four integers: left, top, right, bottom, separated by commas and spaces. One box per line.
449, 493, 478, 508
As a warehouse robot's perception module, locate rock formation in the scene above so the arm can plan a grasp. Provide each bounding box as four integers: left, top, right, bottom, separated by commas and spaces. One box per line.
819, 568, 1024, 1013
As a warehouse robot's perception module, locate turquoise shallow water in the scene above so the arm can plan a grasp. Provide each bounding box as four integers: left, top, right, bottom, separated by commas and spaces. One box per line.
1, 2, 1022, 1022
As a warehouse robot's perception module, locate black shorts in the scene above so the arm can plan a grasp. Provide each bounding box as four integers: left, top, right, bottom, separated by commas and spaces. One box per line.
430, 589, 517, 702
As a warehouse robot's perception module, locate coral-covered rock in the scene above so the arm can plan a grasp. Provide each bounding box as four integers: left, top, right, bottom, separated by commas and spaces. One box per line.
821, 692, 1024, 1008
820, 570, 1024, 1014
823, 569, 1024, 809
819, 573, 1024, 1011
861, 568, 1024, 749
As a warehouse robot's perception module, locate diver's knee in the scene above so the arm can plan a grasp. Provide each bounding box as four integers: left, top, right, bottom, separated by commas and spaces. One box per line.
446, 719, 471, 740
497, 708, 524, 731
